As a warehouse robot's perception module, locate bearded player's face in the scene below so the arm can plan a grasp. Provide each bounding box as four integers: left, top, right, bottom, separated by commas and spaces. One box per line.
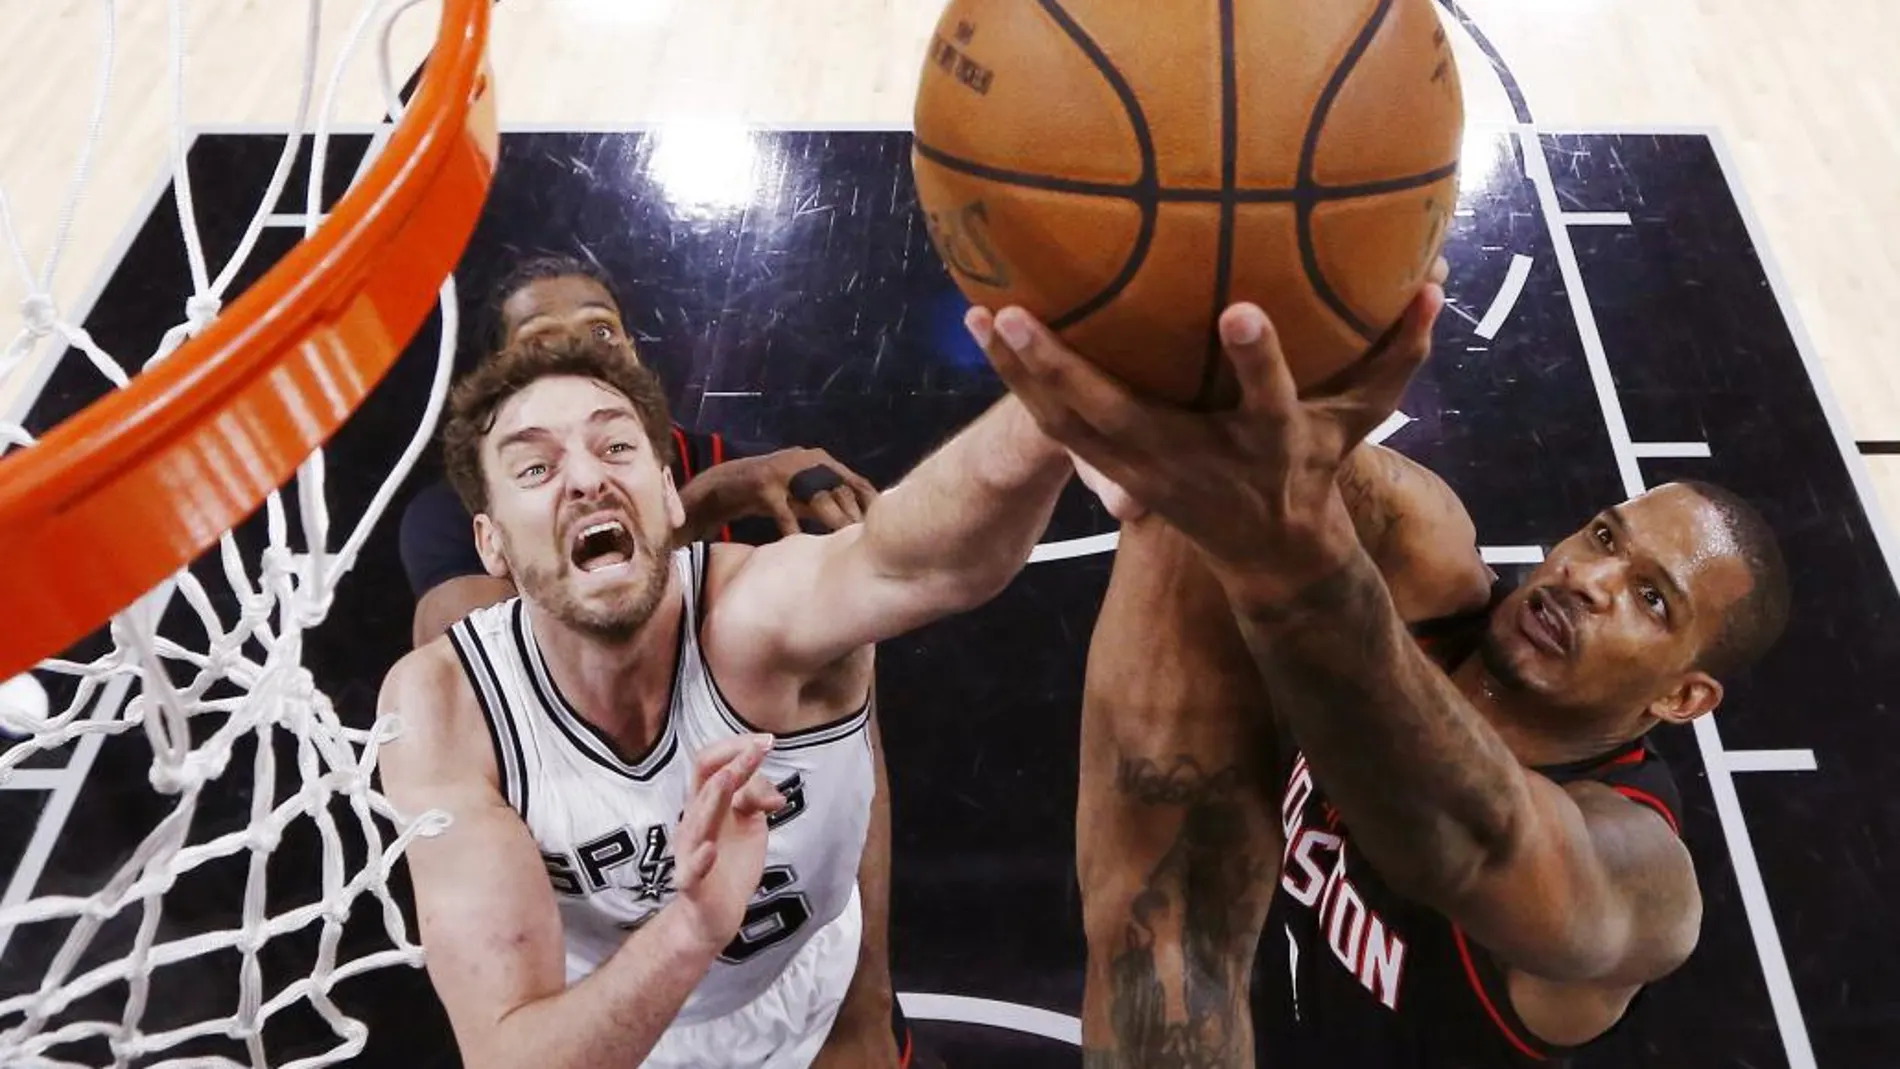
475, 375, 683, 642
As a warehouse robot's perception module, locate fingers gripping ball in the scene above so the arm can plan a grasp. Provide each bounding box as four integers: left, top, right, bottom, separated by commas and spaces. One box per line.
912, 0, 1464, 406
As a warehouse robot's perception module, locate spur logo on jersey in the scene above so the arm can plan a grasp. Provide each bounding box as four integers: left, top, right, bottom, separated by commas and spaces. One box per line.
540, 772, 809, 901
542, 822, 676, 900
1280, 756, 1410, 1010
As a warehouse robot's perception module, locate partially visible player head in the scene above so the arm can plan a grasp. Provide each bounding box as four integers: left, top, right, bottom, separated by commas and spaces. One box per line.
490, 254, 637, 359
443, 331, 683, 642
1478, 481, 1790, 738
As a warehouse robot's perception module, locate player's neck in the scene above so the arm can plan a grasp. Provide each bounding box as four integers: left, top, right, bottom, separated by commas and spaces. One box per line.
1451, 657, 1637, 768
527, 587, 685, 759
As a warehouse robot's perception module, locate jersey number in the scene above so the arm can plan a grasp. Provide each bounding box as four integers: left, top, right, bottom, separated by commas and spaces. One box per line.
719, 865, 812, 964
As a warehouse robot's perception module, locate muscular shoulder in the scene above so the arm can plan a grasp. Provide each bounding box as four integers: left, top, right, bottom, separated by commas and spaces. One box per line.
1502, 777, 1701, 1046
697, 539, 767, 633
697, 535, 844, 643
696, 539, 874, 725
376, 638, 498, 794
1570, 778, 1700, 937
1550, 777, 1702, 984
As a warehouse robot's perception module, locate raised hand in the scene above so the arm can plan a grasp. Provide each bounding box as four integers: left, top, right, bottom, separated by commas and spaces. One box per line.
670, 734, 786, 954
691, 448, 880, 538
969, 283, 1443, 589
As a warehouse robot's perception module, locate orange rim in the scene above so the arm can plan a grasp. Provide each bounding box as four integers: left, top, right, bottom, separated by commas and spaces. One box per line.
0, 0, 498, 682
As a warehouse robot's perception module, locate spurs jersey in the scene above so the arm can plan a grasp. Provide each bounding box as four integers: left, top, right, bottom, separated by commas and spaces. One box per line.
1252, 582, 1685, 1067
446, 542, 876, 1024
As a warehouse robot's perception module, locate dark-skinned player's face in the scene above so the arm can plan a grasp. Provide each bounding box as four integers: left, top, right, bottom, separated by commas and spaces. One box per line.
500, 275, 636, 357
1479, 483, 1754, 725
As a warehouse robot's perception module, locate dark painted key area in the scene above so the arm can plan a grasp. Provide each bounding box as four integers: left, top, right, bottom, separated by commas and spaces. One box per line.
4, 127, 1895, 1068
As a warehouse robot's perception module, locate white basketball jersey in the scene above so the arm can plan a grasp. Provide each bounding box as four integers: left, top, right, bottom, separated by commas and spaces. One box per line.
446, 542, 876, 1024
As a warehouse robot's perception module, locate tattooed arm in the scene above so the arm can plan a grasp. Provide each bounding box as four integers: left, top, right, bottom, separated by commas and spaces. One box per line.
1335, 443, 1494, 620
1076, 514, 1281, 1069
1074, 448, 1488, 1069
1220, 542, 1700, 992
980, 289, 1690, 1022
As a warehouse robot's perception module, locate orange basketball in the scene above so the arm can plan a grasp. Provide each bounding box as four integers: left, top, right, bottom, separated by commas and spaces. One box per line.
912, 0, 1463, 407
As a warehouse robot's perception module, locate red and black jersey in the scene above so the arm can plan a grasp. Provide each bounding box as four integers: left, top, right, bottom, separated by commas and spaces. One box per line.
1251, 581, 1683, 1067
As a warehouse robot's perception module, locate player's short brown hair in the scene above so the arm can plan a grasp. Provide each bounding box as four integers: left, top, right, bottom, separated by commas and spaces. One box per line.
442, 331, 675, 516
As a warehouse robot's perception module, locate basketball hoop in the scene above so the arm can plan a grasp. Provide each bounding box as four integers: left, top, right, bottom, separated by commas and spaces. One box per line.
0, 0, 495, 1064
0, 0, 496, 682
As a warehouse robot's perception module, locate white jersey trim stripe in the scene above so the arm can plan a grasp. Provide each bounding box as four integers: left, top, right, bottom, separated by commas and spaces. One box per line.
448, 617, 530, 817
508, 599, 682, 781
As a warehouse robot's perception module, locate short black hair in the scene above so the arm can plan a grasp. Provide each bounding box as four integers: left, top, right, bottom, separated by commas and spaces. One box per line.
1676, 481, 1792, 677
484, 253, 624, 350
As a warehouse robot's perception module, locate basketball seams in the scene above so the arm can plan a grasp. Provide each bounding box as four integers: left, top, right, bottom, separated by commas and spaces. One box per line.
1295, 0, 1397, 342
1316, 162, 1459, 200
1031, 0, 1160, 332
911, 143, 1457, 205
911, 140, 1135, 199
1196, 0, 1242, 410
913, 0, 1461, 374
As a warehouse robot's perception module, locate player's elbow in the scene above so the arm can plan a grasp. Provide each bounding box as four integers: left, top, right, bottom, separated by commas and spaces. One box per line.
949, 561, 1021, 612
470, 994, 589, 1069
900, 553, 1021, 619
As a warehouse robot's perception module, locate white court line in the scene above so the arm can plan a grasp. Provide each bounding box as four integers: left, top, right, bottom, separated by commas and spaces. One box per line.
1513, 132, 1647, 496
1028, 531, 1117, 564
1706, 129, 1900, 596
1480, 545, 1545, 565
0, 674, 136, 963
1722, 749, 1819, 774
0, 769, 73, 792
263, 213, 321, 229
1367, 410, 1411, 446
1632, 442, 1712, 459
1561, 212, 1632, 227
1473, 254, 1533, 340
898, 992, 1081, 1045
1443, 300, 1482, 329
1519, 127, 1816, 1069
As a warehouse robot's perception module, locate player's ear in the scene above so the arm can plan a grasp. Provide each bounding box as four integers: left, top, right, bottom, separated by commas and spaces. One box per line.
1648, 671, 1723, 726
473, 513, 511, 580
662, 468, 686, 532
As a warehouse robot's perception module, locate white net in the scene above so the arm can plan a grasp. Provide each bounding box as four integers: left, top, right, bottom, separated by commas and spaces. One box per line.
0, 1, 466, 1065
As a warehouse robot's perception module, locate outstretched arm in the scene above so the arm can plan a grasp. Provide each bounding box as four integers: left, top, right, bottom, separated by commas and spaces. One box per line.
981, 293, 1698, 990
1221, 542, 1699, 985
710, 318, 1072, 674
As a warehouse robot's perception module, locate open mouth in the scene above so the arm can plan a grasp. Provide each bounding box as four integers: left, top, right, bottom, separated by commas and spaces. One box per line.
1520, 589, 1576, 657
570, 518, 636, 573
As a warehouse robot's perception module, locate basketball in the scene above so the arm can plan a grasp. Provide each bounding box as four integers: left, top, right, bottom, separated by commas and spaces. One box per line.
912, 0, 1464, 407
